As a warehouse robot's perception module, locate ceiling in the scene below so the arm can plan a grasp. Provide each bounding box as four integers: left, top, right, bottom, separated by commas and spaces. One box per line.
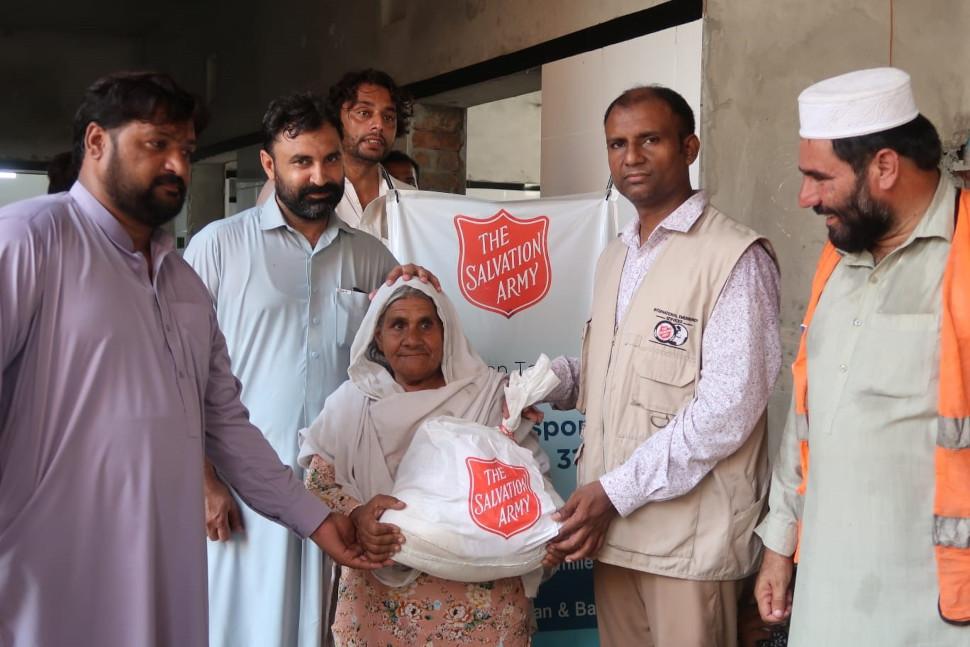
0, 1, 205, 37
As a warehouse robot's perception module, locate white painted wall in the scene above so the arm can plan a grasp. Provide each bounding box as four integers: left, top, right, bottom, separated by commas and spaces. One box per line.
540, 20, 703, 198
466, 91, 542, 185
466, 187, 540, 201
0, 173, 49, 207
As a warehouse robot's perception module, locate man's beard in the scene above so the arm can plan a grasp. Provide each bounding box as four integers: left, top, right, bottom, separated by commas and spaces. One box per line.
275, 178, 344, 221
347, 133, 387, 163
105, 151, 186, 228
815, 174, 893, 253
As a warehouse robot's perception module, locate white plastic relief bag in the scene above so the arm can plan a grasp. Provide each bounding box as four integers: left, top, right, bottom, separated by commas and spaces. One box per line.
380, 355, 563, 588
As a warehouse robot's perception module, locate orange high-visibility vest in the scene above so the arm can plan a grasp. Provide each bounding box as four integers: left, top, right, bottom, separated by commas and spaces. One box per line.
792, 189, 970, 625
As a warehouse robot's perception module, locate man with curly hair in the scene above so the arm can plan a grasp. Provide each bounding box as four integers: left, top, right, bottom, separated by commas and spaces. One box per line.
329, 69, 415, 241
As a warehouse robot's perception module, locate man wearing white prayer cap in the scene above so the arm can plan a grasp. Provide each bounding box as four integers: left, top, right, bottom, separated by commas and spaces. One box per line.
754, 67, 970, 645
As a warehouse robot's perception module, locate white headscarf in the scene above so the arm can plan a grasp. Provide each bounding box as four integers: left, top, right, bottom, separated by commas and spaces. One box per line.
347, 277, 495, 399
298, 278, 507, 505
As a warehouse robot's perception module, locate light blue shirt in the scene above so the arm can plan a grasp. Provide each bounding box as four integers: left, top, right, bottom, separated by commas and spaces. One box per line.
184, 195, 397, 647
186, 196, 398, 438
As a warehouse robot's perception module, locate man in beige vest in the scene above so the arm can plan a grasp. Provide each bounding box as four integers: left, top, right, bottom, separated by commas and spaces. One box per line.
542, 86, 781, 647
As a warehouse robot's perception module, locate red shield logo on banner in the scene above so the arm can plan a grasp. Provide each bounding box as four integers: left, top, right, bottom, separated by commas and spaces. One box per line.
454, 210, 551, 318
466, 457, 541, 539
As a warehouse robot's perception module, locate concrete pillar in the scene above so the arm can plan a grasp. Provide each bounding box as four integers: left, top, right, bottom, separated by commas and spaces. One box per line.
235, 144, 264, 183
187, 162, 226, 237
702, 0, 970, 447
406, 103, 467, 194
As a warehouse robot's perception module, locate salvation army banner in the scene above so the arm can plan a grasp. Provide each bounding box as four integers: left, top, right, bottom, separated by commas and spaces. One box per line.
387, 190, 620, 647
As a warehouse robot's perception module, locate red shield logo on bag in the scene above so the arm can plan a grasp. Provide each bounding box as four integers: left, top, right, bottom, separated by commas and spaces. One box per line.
466, 457, 541, 539
454, 211, 551, 318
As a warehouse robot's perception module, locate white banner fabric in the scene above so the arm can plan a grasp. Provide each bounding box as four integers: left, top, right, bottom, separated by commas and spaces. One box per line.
385, 190, 619, 641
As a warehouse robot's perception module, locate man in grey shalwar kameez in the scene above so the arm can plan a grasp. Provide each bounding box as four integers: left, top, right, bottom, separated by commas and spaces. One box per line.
0, 71, 376, 647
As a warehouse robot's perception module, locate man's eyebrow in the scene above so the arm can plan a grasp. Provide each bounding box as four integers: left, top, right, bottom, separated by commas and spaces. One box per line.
150, 124, 196, 144
798, 167, 834, 180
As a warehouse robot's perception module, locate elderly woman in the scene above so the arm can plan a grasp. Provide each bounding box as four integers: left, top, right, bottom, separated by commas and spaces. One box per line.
299, 277, 552, 646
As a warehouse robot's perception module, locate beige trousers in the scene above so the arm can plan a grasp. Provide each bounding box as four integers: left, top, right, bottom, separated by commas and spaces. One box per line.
593, 561, 740, 647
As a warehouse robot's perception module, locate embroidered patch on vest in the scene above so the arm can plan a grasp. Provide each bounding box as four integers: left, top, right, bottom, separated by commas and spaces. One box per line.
651, 308, 696, 349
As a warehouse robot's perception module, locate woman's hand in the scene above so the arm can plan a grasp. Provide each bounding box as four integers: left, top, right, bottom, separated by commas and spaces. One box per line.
349, 494, 407, 562
310, 513, 384, 570
542, 543, 565, 569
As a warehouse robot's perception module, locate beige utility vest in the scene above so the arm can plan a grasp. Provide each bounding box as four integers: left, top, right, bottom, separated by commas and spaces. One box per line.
577, 205, 772, 580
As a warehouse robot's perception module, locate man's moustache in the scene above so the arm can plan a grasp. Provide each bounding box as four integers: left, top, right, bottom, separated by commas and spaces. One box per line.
152, 175, 186, 192
299, 184, 341, 199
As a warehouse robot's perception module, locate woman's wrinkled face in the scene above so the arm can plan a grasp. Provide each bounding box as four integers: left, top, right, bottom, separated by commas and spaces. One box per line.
374, 296, 445, 391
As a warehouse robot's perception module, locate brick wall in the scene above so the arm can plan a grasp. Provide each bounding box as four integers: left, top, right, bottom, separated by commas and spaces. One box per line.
404, 103, 466, 194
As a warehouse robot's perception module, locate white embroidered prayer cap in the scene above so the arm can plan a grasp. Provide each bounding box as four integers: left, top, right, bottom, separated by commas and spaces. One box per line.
798, 67, 919, 140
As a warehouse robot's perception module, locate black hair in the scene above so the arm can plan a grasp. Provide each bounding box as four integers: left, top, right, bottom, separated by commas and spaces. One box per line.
261, 91, 340, 154
72, 71, 207, 165
327, 69, 413, 136
603, 85, 695, 140
46, 151, 77, 193
383, 149, 420, 182
831, 114, 942, 174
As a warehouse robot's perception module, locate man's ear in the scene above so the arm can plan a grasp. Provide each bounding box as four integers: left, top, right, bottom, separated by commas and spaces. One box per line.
259, 149, 276, 182
871, 148, 900, 191
683, 134, 700, 166
84, 123, 109, 161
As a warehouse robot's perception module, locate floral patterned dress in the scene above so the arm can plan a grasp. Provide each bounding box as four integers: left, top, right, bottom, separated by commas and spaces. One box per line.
306, 456, 533, 647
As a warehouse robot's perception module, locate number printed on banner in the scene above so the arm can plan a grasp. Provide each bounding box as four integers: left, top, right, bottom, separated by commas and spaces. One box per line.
554, 447, 579, 470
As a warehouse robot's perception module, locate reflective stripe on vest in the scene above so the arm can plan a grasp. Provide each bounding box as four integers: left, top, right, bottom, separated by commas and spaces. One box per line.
936, 189, 970, 623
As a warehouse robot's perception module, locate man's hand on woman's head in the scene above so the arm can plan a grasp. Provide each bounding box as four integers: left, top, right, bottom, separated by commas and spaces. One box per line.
384, 264, 442, 291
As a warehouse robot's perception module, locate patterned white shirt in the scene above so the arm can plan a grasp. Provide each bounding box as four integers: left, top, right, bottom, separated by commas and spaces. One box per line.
548, 192, 781, 516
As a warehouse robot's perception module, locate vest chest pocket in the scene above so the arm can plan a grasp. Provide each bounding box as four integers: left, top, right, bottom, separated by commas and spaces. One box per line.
622, 346, 696, 440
